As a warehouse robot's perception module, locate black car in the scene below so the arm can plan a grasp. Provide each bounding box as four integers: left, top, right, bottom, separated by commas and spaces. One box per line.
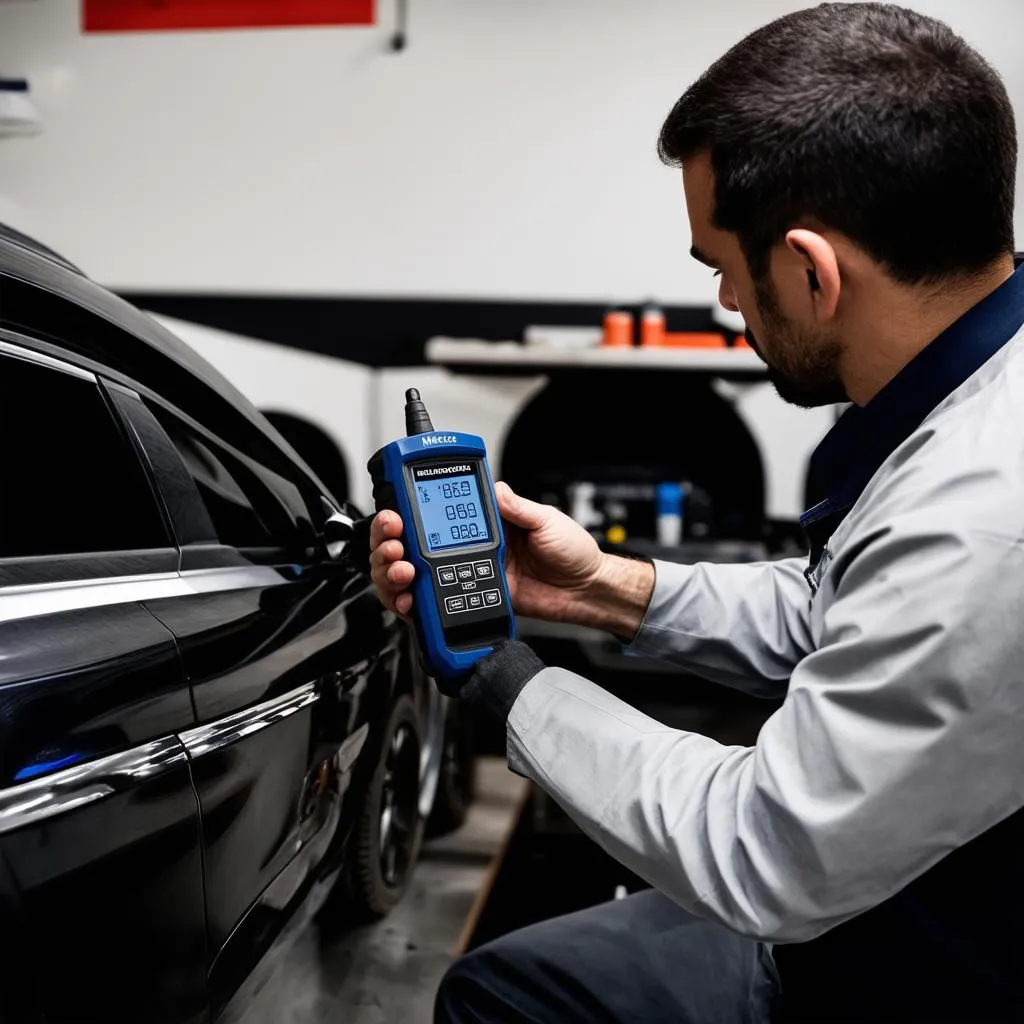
0, 223, 455, 1022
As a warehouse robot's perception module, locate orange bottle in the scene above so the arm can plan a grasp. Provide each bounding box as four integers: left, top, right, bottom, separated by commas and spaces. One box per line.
603, 310, 634, 347
640, 305, 666, 347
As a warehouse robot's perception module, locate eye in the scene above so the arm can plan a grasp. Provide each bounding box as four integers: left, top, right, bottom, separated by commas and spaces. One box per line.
712, 270, 722, 279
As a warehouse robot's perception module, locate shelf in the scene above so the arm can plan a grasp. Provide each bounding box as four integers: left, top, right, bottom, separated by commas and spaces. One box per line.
425, 337, 768, 374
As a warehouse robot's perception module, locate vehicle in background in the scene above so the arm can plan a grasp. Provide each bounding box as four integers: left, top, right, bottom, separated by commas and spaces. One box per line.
0, 222, 453, 1023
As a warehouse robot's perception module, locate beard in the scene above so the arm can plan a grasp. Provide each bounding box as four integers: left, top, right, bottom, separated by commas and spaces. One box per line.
745, 279, 849, 408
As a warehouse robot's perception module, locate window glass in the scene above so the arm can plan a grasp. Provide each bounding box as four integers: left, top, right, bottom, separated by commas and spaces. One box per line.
150, 407, 287, 550
251, 461, 314, 533
0, 355, 168, 558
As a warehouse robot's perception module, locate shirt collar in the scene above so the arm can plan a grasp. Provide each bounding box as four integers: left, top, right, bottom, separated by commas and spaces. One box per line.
802, 257, 1024, 534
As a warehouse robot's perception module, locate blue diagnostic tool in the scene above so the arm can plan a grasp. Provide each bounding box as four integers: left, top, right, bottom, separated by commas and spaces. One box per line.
368, 389, 516, 680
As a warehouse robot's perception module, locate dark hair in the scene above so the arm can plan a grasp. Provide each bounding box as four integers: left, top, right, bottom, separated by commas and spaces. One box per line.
658, 3, 1016, 285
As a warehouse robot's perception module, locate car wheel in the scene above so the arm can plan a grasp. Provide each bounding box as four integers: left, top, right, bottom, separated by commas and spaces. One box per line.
427, 699, 477, 837
337, 694, 425, 921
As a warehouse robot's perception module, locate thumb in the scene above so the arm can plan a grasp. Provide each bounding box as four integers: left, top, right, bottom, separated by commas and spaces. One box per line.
495, 481, 548, 531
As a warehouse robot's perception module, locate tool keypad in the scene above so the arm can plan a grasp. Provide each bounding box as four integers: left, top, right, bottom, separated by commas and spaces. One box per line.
435, 558, 502, 617
441, 587, 502, 615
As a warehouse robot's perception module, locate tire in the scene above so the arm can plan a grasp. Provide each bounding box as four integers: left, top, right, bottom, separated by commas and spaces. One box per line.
427, 699, 478, 838
332, 694, 425, 922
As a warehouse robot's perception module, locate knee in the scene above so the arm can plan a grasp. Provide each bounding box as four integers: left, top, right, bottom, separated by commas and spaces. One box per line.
434, 943, 525, 1024
434, 955, 473, 1023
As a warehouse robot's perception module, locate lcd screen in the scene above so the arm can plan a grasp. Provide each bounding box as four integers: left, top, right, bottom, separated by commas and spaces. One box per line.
413, 467, 491, 552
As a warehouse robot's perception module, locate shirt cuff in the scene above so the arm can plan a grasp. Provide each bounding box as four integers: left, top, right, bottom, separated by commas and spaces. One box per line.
625, 558, 697, 658
460, 640, 546, 723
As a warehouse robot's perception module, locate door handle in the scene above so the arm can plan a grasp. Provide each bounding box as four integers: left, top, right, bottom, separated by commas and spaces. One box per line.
319, 497, 371, 568
323, 510, 356, 561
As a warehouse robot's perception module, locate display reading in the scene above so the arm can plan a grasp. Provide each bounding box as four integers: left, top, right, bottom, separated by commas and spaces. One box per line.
413, 466, 491, 552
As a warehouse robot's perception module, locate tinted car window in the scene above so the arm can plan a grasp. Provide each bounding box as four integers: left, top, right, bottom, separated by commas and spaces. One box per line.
0, 355, 168, 558
151, 407, 290, 550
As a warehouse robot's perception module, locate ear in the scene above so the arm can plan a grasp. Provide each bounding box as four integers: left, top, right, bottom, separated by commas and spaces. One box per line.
784, 229, 840, 322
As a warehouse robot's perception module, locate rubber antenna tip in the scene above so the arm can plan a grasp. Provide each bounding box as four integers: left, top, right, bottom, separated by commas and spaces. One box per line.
404, 387, 434, 436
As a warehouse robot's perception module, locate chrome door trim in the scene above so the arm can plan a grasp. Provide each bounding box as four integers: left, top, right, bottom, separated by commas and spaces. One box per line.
0, 337, 97, 382
0, 737, 186, 836
0, 565, 288, 624
179, 682, 319, 758
177, 565, 288, 593
0, 569, 180, 596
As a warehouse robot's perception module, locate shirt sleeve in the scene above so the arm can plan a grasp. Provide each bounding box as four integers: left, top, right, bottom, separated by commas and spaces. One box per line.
506, 513, 1024, 942
627, 557, 814, 698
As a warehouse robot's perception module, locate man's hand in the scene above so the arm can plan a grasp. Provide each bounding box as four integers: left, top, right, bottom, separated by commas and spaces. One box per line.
369, 482, 655, 639
369, 509, 417, 617
495, 481, 605, 620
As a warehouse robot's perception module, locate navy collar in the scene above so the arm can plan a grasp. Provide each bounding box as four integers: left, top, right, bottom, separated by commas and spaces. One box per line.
802, 258, 1024, 560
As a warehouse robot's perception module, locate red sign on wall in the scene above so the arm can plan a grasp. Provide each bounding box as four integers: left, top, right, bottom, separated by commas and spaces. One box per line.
83, 0, 375, 33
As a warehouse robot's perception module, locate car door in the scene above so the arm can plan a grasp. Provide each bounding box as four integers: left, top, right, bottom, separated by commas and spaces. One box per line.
109, 384, 398, 1013
0, 336, 207, 1023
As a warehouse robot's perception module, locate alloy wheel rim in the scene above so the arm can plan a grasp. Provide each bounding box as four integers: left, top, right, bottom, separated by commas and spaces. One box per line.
379, 721, 419, 886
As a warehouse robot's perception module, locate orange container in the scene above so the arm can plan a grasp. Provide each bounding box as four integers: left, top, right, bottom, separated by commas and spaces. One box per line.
659, 331, 727, 348
640, 307, 666, 347
602, 311, 634, 347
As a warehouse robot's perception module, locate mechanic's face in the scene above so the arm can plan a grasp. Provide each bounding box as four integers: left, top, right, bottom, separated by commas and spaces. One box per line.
681, 153, 848, 408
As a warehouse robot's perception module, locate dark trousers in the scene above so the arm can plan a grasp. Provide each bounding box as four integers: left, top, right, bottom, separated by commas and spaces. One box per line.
436, 889, 780, 1023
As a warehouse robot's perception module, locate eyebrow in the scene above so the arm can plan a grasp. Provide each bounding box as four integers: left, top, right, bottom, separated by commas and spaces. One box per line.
690, 245, 719, 269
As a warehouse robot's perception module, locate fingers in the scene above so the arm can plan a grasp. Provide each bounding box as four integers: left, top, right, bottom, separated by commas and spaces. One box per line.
370, 511, 415, 613
495, 481, 549, 530
371, 537, 405, 569
384, 559, 416, 589
370, 509, 404, 550
371, 557, 416, 612
371, 546, 414, 587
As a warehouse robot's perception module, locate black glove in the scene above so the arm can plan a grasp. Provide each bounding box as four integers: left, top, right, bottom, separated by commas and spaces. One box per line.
457, 640, 546, 723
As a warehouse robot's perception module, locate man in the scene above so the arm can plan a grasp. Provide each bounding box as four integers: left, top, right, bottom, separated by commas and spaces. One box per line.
372, 4, 1024, 1021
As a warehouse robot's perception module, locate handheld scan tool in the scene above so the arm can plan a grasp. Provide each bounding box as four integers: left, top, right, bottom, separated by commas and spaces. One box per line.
368, 389, 516, 679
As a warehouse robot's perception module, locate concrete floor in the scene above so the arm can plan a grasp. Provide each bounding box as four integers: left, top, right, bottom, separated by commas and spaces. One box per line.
226, 759, 526, 1024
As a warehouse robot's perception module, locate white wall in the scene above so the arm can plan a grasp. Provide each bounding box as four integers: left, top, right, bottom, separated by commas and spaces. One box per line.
1, 0, 1023, 304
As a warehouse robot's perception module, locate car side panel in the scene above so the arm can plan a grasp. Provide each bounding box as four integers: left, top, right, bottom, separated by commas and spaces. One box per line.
0, 601, 207, 1023
145, 568, 399, 1012
0, 846, 39, 1020
0, 600, 193, 780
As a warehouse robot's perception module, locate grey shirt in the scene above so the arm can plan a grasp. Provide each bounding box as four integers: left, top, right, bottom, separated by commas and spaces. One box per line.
505, 324, 1024, 944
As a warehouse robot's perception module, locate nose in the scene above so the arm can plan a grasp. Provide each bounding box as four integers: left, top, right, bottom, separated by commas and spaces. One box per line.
718, 275, 740, 313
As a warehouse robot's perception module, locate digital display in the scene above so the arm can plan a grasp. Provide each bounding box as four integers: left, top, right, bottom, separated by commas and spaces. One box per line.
412, 465, 491, 552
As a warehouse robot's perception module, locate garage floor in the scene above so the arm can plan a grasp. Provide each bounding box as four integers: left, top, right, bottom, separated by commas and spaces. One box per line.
224, 759, 526, 1024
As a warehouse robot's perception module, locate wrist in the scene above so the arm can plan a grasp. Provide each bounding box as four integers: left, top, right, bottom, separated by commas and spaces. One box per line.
460, 640, 545, 723
572, 553, 655, 640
